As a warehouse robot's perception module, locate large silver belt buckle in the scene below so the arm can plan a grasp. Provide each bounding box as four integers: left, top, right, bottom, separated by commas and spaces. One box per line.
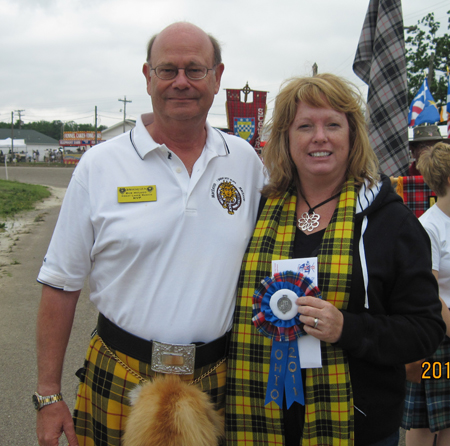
151, 341, 196, 375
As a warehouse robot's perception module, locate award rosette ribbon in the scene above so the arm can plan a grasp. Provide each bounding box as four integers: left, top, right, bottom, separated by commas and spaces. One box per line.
252, 270, 322, 409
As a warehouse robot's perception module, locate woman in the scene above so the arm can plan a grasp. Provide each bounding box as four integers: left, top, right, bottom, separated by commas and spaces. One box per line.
225, 74, 445, 446
402, 142, 450, 446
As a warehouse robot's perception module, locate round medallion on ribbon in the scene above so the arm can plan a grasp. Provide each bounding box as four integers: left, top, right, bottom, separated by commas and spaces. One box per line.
252, 270, 322, 342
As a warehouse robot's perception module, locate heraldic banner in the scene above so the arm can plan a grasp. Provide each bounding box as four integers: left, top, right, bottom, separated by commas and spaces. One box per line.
226, 89, 267, 151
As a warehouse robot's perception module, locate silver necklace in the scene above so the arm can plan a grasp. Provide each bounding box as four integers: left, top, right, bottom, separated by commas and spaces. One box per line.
297, 192, 341, 232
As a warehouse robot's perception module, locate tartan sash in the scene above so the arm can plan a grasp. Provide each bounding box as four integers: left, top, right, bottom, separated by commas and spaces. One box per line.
226, 178, 356, 446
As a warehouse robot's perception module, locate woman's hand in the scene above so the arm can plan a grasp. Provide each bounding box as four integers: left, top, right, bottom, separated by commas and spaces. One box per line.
297, 296, 344, 343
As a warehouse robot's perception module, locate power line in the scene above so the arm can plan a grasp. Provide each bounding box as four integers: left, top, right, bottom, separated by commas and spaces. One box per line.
15, 109, 25, 128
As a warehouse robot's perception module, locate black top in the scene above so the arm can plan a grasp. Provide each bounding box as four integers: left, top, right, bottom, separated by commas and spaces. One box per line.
286, 227, 325, 446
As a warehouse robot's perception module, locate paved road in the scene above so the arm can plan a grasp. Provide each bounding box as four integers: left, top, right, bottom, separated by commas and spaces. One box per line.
0, 166, 97, 445
0, 165, 76, 188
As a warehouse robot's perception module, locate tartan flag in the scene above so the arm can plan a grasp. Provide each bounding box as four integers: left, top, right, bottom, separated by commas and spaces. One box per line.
411, 78, 440, 126
353, 0, 409, 176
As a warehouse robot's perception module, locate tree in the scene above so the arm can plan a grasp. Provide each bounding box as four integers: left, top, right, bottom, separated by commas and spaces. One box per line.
0, 120, 107, 140
22, 120, 64, 140
405, 10, 450, 107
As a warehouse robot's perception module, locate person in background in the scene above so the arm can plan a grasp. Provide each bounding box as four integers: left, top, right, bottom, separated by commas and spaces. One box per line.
408, 125, 447, 175
402, 142, 450, 446
34, 22, 264, 446
225, 73, 445, 446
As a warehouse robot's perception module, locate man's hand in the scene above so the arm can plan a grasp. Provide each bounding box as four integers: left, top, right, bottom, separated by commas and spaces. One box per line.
36, 401, 79, 446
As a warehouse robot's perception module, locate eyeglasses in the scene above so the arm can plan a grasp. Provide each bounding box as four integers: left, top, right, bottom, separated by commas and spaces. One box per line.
150, 64, 215, 80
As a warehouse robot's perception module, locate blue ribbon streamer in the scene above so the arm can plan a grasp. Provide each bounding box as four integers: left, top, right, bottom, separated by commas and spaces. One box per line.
265, 340, 288, 407
284, 339, 304, 408
265, 339, 304, 408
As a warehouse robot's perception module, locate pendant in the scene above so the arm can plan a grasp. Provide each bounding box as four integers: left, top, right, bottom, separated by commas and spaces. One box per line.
297, 211, 320, 232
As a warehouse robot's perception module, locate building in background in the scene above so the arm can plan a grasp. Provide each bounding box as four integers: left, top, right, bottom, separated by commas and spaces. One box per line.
101, 120, 136, 141
0, 129, 60, 161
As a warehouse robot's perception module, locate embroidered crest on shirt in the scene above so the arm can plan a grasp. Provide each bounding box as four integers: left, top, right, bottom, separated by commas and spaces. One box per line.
212, 178, 243, 215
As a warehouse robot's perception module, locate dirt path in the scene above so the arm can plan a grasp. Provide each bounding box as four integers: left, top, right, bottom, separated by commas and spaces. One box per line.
0, 186, 67, 269
0, 188, 97, 445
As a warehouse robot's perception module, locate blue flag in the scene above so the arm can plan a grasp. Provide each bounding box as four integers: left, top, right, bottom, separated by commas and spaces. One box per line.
409, 79, 440, 126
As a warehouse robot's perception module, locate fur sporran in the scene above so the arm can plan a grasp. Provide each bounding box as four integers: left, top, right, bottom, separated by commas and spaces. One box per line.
123, 374, 224, 446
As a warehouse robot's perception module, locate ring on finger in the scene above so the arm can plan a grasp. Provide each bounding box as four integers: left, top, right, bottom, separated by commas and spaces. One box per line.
313, 317, 319, 329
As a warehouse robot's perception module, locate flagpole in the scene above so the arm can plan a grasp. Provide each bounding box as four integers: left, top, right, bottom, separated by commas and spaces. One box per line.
4, 146, 8, 181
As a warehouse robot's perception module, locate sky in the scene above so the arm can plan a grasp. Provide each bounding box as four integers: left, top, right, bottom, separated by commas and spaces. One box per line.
1, 0, 449, 131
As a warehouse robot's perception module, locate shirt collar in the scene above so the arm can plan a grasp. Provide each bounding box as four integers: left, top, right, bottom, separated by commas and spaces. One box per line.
130, 113, 230, 160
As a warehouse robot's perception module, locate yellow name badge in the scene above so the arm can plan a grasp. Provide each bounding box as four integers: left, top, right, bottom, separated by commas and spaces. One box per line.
117, 186, 157, 203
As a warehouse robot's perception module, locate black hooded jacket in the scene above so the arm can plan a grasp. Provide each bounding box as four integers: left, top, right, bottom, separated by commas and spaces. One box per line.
262, 175, 446, 445
336, 175, 445, 444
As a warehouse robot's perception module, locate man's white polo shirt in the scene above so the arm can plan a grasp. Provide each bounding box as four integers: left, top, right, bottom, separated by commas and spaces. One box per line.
38, 114, 265, 343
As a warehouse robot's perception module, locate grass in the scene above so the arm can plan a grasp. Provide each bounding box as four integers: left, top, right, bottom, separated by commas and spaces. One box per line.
0, 179, 51, 218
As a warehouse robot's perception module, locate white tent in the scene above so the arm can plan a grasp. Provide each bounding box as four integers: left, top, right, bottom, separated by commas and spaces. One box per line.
0, 137, 27, 151
0, 138, 28, 162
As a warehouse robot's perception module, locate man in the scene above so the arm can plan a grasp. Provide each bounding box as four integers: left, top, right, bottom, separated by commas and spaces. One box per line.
35, 22, 264, 446
408, 124, 448, 175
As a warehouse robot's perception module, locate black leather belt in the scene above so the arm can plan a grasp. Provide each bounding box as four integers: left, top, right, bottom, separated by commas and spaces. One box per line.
97, 313, 230, 369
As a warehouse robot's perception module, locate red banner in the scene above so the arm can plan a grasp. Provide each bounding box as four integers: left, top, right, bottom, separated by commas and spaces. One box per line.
226, 89, 267, 151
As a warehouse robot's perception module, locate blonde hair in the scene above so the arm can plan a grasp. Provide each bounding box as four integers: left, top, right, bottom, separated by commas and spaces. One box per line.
262, 73, 379, 197
417, 142, 450, 197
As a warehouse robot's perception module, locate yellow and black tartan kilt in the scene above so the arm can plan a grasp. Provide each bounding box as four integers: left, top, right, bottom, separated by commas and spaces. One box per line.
73, 334, 227, 446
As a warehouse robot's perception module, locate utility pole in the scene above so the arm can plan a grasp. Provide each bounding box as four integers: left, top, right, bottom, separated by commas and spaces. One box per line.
95, 106, 98, 144
15, 109, 25, 129
11, 111, 14, 158
118, 96, 132, 133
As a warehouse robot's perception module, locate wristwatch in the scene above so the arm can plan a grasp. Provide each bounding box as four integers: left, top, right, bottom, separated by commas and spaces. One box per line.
32, 392, 63, 411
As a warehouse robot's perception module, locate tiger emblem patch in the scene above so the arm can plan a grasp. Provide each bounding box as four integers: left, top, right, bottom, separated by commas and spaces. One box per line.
216, 180, 242, 215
